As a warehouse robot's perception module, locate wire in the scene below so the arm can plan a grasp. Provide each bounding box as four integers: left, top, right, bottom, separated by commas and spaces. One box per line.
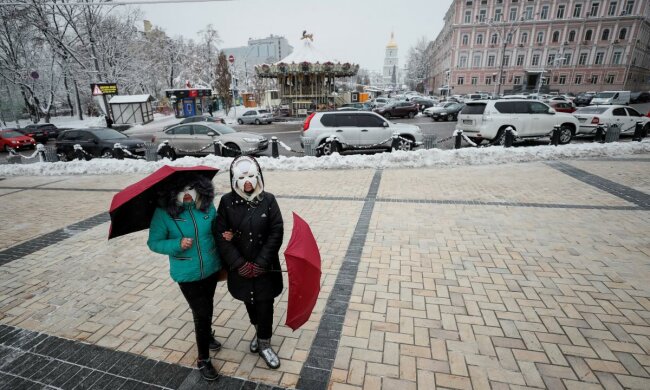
0, 0, 233, 6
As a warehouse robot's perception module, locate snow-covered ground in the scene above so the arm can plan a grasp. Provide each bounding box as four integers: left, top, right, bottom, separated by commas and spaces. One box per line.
1, 140, 649, 177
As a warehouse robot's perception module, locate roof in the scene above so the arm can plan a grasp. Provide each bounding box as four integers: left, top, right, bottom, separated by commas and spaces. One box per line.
387, 32, 397, 49
277, 38, 337, 64
109, 94, 154, 104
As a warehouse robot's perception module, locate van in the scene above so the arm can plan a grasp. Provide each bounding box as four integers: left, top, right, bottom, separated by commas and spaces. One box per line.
590, 91, 631, 105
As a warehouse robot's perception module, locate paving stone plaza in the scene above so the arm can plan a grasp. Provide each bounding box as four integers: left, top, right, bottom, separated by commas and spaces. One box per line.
1, 155, 650, 389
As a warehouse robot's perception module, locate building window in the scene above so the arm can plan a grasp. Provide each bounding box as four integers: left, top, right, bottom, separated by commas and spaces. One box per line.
579, 52, 589, 64
466, 0, 473, 4
479, 9, 487, 21
486, 77, 492, 85
612, 51, 622, 64
514, 75, 522, 84
509, 6, 518, 20
547, 53, 556, 65
462, 35, 469, 45
473, 55, 482, 67
532, 54, 540, 66
590, 74, 599, 84
465, 11, 472, 23
458, 76, 465, 85
503, 55, 510, 66
575, 74, 583, 84
552, 31, 560, 43
585, 29, 593, 41
536, 32, 544, 43
605, 74, 615, 83
557, 4, 565, 18
524, 6, 533, 19
540, 5, 549, 19
601, 29, 610, 40
488, 55, 496, 66
495, 8, 503, 20
595, 52, 604, 64
471, 76, 478, 85
520, 32, 528, 43
516, 54, 525, 66
459, 56, 467, 67
476, 34, 484, 44
618, 28, 627, 40
564, 53, 572, 65
608, 1, 618, 15
491, 34, 498, 44
568, 30, 576, 42
590, 2, 600, 17
574, 3, 583, 17
559, 75, 567, 84
625, 1, 634, 14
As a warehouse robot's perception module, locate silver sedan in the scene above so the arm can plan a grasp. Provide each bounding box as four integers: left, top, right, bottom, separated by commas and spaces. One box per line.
152, 122, 268, 158
237, 109, 274, 125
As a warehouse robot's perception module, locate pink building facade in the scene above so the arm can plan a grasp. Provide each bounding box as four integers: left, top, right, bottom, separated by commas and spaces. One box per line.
427, 0, 650, 96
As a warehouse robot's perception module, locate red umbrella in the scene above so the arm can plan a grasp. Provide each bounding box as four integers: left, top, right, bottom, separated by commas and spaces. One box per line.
284, 212, 322, 331
108, 165, 219, 239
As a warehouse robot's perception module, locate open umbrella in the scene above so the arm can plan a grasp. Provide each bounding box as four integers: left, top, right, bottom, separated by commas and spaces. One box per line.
108, 165, 219, 239
284, 212, 321, 331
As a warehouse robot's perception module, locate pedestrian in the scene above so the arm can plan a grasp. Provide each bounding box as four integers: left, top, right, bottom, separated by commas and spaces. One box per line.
147, 173, 232, 381
105, 115, 113, 128
215, 156, 284, 369
208, 101, 214, 117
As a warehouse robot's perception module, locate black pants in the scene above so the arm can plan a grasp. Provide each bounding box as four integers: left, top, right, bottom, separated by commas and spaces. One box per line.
244, 300, 274, 339
178, 272, 218, 360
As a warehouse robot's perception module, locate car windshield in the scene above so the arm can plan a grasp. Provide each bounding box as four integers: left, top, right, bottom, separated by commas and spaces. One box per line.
575, 107, 608, 114
594, 92, 615, 98
259, 110, 270, 114
93, 129, 128, 140
206, 123, 236, 134
1, 131, 24, 138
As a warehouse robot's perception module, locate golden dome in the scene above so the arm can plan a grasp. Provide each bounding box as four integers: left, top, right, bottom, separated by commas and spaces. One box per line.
387, 32, 398, 48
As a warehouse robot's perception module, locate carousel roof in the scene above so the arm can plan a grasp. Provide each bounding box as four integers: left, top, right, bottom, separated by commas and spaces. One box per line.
277, 37, 335, 64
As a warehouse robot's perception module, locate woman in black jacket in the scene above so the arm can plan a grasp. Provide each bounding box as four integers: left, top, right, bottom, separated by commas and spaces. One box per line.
215, 156, 284, 368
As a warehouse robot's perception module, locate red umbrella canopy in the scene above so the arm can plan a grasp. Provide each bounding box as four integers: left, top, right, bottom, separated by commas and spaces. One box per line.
108, 165, 218, 239
284, 212, 322, 331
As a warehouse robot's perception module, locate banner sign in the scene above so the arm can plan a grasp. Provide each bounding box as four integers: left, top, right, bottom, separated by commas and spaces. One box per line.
91, 83, 118, 96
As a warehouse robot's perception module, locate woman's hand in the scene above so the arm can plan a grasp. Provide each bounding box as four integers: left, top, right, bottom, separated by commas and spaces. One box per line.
222, 230, 234, 241
180, 237, 193, 250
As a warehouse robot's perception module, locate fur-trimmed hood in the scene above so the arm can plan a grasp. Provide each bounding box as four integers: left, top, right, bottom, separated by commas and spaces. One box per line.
158, 173, 215, 218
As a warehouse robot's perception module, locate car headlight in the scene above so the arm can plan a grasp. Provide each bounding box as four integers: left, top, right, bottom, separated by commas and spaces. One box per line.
242, 137, 259, 143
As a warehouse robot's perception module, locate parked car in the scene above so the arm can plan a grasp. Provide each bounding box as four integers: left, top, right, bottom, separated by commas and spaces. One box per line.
373, 101, 419, 118
237, 109, 274, 125
573, 105, 650, 135
455, 99, 579, 145
162, 115, 226, 131
55, 128, 147, 160
0, 129, 36, 151
574, 92, 596, 106
152, 122, 268, 158
301, 111, 423, 156
630, 91, 650, 103
19, 123, 61, 142
337, 103, 372, 111
423, 102, 464, 121
409, 97, 436, 111
370, 97, 391, 108
548, 100, 577, 113
590, 91, 631, 105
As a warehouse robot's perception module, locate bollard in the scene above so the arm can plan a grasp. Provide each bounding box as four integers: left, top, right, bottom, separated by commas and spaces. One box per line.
504, 127, 514, 148
594, 125, 605, 143
158, 141, 175, 160
551, 125, 561, 146
604, 123, 621, 143
113, 143, 124, 160
330, 136, 341, 154
36, 144, 46, 162
271, 136, 279, 158
454, 130, 462, 149
633, 121, 644, 142
213, 140, 222, 156
73, 144, 86, 160
390, 132, 400, 151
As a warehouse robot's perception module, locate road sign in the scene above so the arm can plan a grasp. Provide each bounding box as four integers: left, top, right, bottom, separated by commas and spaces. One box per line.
228, 55, 235, 64
90, 83, 118, 96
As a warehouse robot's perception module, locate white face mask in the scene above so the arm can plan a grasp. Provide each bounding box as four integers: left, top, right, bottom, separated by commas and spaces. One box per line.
231, 157, 263, 201
177, 186, 198, 204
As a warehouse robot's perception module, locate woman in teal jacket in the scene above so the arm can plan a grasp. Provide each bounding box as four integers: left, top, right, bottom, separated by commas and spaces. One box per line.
147, 173, 228, 381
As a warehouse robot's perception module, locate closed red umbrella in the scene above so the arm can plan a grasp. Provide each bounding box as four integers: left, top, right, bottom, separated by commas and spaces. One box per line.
284, 212, 321, 331
108, 165, 219, 239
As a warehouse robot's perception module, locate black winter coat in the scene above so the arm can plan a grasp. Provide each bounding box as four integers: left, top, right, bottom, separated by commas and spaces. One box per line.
215, 191, 284, 302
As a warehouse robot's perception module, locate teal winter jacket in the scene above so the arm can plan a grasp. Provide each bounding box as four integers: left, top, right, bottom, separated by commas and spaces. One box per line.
147, 202, 222, 283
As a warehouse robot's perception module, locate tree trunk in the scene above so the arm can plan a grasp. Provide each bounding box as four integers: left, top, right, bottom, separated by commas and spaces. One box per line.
63, 73, 74, 117
73, 78, 83, 120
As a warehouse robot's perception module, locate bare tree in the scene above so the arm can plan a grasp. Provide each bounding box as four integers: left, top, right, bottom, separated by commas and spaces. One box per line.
406, 36, 430, 92
214, 52, 232, 114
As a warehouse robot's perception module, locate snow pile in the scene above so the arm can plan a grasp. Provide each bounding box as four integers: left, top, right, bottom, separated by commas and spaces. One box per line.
1, 141, 649, 177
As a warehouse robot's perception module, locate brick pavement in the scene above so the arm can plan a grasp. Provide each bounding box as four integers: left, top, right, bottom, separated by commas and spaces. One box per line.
0, 155, 649, 389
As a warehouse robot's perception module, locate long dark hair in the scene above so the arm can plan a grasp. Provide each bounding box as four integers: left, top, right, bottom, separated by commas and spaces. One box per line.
159, 173, 215, 218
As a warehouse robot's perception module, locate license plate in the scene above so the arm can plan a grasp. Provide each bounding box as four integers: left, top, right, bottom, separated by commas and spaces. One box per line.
463, 120, 473, 125
135, 148, 145, 152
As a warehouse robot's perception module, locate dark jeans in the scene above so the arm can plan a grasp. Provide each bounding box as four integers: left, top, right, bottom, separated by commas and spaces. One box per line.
244, 300, 274, 339
178, 272, 219, 360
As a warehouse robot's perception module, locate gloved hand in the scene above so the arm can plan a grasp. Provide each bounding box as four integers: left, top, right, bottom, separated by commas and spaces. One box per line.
237, 262, 265, 278
250, 262, 266, 277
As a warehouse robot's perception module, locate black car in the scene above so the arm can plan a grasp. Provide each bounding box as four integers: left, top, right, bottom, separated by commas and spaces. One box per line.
55, 128, 147, 160
574, 93, 595, 106
409, 97, 436, 111
631, 91, 650, 104
16, 124, 56, 143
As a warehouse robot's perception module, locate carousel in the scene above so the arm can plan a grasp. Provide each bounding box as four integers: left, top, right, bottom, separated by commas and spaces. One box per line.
255, 31, 359, 116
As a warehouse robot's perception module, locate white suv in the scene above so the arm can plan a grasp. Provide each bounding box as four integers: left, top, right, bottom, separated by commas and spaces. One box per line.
456, 99, 580, 145
301, 111, 424, 156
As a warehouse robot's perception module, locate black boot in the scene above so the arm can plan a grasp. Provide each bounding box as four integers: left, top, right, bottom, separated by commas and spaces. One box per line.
209, 330, 222, 351
197, 359, 219, 381
249, 325, 258, 353
258, 338, 280, 369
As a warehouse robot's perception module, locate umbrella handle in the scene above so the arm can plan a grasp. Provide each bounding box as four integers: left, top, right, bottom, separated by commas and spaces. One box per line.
266, 269, 288, 273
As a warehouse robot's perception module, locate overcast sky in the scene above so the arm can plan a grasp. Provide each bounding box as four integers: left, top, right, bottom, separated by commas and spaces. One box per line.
137, 0, 454, 73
